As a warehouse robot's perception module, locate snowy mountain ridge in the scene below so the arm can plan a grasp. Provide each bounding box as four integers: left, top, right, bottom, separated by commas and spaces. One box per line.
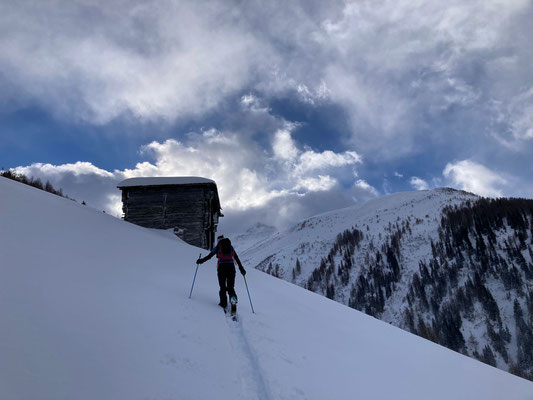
238, 188, 477, 287
236, 188, 533, 380
1, 177, 532, 399
232, 222, 278, 254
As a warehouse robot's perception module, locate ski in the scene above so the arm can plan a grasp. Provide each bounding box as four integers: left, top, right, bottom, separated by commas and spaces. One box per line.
230, 296, 237, 321
219, 297, 238, 321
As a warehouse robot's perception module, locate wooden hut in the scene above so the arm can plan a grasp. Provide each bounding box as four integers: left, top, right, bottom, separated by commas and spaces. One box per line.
117, 177, 223, 250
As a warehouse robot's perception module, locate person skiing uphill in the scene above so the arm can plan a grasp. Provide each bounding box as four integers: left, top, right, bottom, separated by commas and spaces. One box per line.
197, 235, 246, 312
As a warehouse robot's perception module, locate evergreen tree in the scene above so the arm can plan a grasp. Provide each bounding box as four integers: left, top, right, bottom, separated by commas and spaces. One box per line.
296, 258, 302, 275
481, 344, 497, 367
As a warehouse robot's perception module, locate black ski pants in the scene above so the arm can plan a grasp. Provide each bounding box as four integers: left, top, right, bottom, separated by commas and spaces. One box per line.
217, 263, 236, 307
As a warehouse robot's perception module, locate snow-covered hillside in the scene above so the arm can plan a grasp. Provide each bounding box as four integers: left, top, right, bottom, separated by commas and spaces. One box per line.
238, 188, 477, 284
235, 188, 533, 379
232, 222, 278, 253
1, 177, 532, 399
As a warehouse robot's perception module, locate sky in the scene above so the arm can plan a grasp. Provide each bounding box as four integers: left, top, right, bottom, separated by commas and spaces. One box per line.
1, 0, 533, 234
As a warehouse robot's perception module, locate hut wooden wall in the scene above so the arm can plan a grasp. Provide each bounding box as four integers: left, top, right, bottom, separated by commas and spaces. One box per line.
121, 184, 219, 249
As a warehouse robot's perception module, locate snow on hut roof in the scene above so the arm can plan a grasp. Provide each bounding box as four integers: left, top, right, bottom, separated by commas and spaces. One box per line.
117, 177, 216, 188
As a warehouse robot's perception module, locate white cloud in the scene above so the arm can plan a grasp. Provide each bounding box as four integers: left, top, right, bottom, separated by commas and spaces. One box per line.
14, 124, 363, 217
2, 0, 531, 155
354, 179, 379, 197
507, 87, 533, 141
410, 177, 430, 191
270, 125, 362, 193
316, 0, 532, 157
16, 162, 114, 179
124, 135, 282, 210
296, 150, 361, 175
4, 0, 533, 222
240, 94, 271, 113
443, 160, 507, 197
272, 128, 299, 161
294, 175, 337, 192
0, 0, 276, 123
296, 81, 330, 105
14, 162, 122, 215
132, 128, 361, 208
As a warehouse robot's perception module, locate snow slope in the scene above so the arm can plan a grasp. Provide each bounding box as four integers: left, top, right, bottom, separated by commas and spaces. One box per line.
232, 222, 278, 254
238, 188, 478, 280
235, 188, 533, 377
1, 177, 532, 400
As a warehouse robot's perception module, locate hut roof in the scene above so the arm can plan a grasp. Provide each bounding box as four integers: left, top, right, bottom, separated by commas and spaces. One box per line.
117, 177, 216, 188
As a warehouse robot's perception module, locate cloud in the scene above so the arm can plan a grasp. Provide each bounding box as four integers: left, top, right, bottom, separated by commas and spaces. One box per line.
442, 160, 507, 197
296, 81, 330, 105
410, 177, 430, 191
0, 0, 276, 123
132, 126, 361, 209
269, 123, 362, 191
14, 122, 363, 226
14, 162, 123, 215
354, 179, 379, 198
4, 0, 533, 229
318, 0, 532, 156
240, 94, 271, 114
16, 162, 115, 178
295, 149, 361, 175
273, 128, 300, 161
124, 134, 286, 210
495, 87, 533, 143
2, 0, 531, 157
294, 175, 337, 192
218, 188, 357, 235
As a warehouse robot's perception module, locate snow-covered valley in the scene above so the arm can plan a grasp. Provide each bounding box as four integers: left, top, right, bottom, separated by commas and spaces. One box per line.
1, 177, 532, 399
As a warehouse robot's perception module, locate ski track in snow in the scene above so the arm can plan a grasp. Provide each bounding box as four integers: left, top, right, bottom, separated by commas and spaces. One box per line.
224, 314, 272, 400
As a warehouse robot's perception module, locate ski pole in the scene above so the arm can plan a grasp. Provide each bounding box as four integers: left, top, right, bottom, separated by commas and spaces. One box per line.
189, 253, 201, 299
243, 275, 255, 314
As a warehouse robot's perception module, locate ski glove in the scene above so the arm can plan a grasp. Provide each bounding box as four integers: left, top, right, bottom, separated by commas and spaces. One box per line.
197, 257, 204, 265
239, 267, 246, 276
